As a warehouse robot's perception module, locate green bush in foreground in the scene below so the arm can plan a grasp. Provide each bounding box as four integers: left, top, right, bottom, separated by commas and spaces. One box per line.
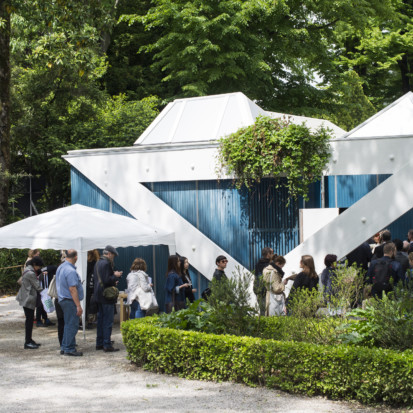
122, 318, 413, 407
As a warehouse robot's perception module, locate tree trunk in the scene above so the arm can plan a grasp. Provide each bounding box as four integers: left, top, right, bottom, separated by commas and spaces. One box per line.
0, 0, 11, 227
398, 54, 411, 94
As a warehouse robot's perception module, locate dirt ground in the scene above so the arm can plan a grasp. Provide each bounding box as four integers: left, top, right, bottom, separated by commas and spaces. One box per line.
0, 295, 410, 413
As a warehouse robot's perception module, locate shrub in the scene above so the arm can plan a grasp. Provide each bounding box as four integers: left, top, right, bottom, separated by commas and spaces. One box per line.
328, 263, 365, 315
156, 268, 260, 337
338, 283, 413, 350
122, 318, 413, 406
257, 316, 340, 345
217, 115, 332, 201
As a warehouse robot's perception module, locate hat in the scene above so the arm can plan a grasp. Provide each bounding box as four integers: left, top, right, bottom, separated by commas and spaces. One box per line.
105, 245, 119, 256
31, 256, 44, 267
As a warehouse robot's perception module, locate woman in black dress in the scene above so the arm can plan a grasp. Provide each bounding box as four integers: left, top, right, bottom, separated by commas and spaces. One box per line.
179, 256, 197, 305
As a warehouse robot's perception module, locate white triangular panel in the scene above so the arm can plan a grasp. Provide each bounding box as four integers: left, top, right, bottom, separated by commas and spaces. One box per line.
344, 92, 413, 139
267, 111, 346, 138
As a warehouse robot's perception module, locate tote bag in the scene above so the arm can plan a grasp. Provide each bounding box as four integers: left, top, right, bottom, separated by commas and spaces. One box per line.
41, 277, 55, 313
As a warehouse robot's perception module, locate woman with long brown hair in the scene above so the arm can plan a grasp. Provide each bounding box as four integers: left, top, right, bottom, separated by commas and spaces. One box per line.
165, 255, 190, 313
287, 255, 319, 311
126, 258, 153, 319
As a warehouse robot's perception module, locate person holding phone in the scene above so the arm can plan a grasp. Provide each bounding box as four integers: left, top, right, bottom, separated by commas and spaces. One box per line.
179, 256, 197, 304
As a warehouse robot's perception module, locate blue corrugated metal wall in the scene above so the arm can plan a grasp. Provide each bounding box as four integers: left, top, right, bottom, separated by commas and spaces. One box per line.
148, 178, 299, 272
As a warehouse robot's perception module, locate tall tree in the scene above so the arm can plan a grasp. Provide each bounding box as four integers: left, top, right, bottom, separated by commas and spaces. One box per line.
117, 0, 392, 115
10, 0, 118, 211
334, 0, 413, 107
0, 0, 11, 226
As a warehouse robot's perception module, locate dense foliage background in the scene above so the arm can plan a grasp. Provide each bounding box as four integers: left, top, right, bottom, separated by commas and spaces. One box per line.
1, 0, 413, 222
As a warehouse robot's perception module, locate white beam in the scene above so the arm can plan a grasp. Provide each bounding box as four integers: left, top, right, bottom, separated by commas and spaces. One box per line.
282, 158, 413, 280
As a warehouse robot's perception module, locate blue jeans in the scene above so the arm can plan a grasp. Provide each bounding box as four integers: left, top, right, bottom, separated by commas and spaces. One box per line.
96, 303, 115, 348
59, 299, 79, 353
130, 300, 146, 319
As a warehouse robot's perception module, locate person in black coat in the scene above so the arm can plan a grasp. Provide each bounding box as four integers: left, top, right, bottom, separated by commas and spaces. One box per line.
346, 242, 372, 272
94, 246, 123, 352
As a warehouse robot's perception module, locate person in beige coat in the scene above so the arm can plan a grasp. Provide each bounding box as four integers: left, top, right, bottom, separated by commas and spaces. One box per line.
262, 255, 286, 316
16, 256, 44, 349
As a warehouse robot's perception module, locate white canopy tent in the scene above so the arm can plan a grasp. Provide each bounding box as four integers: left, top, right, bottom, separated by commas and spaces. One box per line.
0, 204, 176, 335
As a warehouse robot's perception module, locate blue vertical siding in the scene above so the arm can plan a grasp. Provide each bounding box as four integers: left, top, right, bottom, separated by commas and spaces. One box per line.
149, 178, 299, 272
387, 208, 413, 240
326, 174, 391, 208
71, 169, 110, 211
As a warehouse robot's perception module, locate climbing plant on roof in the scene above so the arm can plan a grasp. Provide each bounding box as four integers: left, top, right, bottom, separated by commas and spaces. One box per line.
217, 115, 332, 201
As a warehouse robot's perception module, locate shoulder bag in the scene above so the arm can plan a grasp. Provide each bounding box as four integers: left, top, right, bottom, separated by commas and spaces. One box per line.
48, 275, 58, 298
96, 265, 119, 301
136, 285, 158, 311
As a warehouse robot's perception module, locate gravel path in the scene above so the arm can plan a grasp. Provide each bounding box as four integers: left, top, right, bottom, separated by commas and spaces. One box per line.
0, 295, 408, 413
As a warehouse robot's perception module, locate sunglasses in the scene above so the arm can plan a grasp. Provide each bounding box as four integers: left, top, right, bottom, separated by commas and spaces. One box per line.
220, 259, 228, 263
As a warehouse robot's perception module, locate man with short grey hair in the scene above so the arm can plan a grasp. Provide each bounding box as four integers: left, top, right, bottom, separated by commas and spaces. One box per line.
94, 245, 123, 352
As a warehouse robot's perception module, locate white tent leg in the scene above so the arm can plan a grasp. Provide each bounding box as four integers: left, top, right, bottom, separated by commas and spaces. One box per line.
77, 250, 87, 341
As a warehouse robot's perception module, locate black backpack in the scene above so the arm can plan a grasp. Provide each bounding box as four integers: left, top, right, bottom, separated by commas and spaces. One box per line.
372, 259, 392, 287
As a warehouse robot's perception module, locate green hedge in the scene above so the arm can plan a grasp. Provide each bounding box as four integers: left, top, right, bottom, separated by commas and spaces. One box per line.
122, 318, 413, 406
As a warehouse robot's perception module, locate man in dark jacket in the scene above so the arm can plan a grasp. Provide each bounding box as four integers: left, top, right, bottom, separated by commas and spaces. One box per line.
213, 255, 228, 281
94, 245, 123, 352
367, 242, 403, 298
393, 238, 409, 276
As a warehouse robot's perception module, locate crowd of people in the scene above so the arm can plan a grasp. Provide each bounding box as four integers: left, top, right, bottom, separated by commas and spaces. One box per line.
15, 228, 413, 352
16, 245, 124, 355
258, 228, 413, 316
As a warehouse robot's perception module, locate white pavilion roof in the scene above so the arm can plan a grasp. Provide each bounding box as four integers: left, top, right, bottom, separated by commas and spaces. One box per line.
135, 92, 345, 145
342, 92, 413, 139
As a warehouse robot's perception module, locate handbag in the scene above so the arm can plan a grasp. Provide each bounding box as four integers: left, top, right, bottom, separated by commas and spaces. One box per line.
96, 265, 119, 301
48, 275, 58, 298
136, 285, 158, 311
41, 277, 55, 313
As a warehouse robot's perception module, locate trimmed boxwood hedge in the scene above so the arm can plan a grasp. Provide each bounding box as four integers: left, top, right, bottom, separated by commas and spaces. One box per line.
122, 318, 413, 406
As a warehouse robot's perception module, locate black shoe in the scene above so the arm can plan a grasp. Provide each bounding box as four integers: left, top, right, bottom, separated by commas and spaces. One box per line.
36, 321, 47, 327
96, 345, 104, 350
24, 342, 39, 349
64, 351, 83, 357
103, 346, 119, 352
60, 350, 64, 355
44, 319, 55, 326
30, 340, 41, 347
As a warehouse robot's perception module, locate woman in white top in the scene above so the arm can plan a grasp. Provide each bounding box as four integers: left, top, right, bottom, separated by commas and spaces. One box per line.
126, 258, 152, 319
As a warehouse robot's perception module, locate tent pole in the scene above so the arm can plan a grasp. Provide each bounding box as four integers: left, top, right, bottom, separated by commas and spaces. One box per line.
77, 249, 87, 341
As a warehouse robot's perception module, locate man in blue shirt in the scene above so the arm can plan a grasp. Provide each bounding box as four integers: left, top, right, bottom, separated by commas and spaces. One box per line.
56, 249, 84, 356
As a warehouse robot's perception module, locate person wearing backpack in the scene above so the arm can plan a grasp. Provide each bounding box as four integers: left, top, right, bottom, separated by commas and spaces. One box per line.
366, 242, 404, 298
